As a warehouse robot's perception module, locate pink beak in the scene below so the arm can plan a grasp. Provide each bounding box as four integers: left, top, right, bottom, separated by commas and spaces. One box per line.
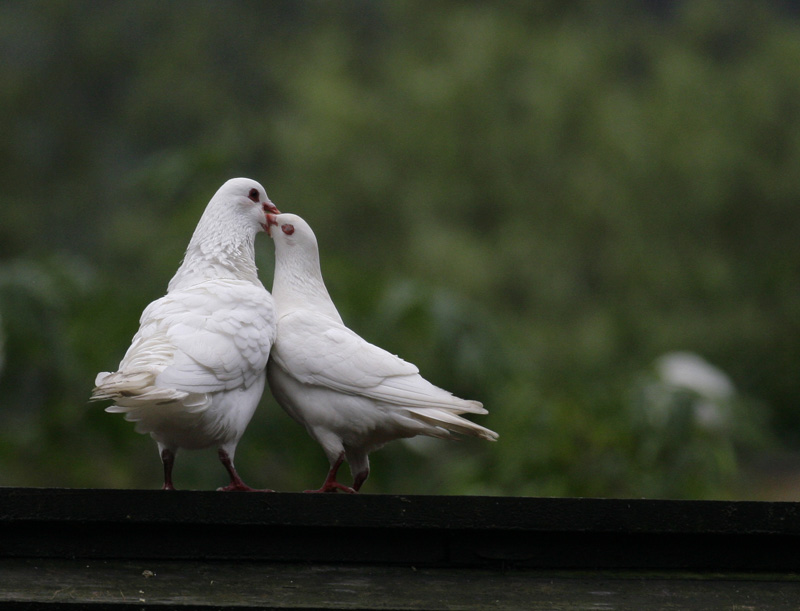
261, 202, 280, 234
265, 213, 279, 236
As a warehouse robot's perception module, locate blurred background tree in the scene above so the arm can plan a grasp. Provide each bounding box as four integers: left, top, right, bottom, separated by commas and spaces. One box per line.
1, 0, 798, 499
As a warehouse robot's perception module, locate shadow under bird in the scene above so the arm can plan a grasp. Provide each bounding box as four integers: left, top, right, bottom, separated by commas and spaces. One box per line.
91, 178, 279, 491
265, 212, 498, 493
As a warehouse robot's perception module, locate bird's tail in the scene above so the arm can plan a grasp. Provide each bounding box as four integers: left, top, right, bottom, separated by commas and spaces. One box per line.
90, 370, 208, 414
404, 405, 499, 441
91, 370, 210, 438
91, 370, 187, 406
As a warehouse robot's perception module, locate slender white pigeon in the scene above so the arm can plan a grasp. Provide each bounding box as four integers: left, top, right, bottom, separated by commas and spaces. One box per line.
91, 178, 279, 491
265, 213, 498, 493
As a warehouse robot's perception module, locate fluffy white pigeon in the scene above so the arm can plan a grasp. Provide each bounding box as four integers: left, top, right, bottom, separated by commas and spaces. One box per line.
91, 178, 279, 491
265, 213, 498, 493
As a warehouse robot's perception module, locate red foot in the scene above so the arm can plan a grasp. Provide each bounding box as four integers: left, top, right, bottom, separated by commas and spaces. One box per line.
216, 447, 273, 491
304, 481, 356, 494
304, 455, 358, 493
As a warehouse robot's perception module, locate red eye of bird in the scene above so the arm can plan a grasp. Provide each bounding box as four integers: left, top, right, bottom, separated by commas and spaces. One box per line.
248, 188, 259, 202
282, 224, 295, 236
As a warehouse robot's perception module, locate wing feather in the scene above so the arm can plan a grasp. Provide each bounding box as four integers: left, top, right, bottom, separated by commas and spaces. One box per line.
272, 310, 479, 412
93, 280, 276, 405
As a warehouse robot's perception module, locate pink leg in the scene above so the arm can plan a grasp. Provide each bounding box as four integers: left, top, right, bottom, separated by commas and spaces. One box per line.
161, 448, 176, 491
217, 448, 273, 492
305, 454, 357, 494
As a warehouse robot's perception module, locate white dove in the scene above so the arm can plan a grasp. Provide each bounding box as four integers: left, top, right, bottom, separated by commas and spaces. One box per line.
91, 178, 279, 491
265, 213, 498, 493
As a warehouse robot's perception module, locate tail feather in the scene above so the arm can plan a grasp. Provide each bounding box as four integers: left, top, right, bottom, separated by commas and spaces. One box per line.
404, 406, 498, 442
373, 376, 489, 414
92, 384, 187, 406
91, 368, 208, 414
91, 369, 157, 400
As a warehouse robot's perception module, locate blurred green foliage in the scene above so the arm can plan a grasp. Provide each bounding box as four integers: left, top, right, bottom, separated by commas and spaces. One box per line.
0, 1, 798, 498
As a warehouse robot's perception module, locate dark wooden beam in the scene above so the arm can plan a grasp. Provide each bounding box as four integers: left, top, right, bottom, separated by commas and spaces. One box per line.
3, 488, 800, 570
3, 488, 800, 608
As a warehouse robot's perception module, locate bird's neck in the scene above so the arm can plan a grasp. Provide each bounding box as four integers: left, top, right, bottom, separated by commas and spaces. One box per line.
272, 249, 342, 323
169, 223, 261, 292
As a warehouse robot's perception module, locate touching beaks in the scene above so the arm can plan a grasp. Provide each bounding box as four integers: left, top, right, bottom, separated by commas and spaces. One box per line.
265, 213, 279, 236
261, 202, 280, 234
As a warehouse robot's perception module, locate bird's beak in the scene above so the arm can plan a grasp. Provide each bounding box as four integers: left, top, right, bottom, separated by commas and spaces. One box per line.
261, 201, 280, 234
265, 213, 279, 236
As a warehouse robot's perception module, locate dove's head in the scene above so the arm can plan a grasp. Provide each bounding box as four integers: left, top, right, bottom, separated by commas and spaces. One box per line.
267, 213, 331, 304
266, 213, 317, 251
207, 178, 280, 235
170, 178, 282, 290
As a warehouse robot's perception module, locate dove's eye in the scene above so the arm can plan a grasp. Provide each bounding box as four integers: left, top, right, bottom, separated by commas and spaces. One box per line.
248, 188, 259, 202
282, 224, 295, 236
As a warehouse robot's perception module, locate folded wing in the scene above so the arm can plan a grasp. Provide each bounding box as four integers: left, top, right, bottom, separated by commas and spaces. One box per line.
92, 280, 275, 412
272, 310, 487, 416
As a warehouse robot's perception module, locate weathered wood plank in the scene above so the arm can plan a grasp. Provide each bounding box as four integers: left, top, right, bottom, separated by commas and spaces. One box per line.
3, 558, 800, 610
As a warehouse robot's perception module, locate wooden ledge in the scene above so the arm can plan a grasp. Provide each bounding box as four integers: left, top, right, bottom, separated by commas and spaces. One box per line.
3, 489, 800, 608
2, 488, 800, 570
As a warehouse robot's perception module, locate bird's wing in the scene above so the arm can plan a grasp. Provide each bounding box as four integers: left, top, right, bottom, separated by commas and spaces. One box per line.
94, 280, 275, 404
273, 310, 417, 387
154, 281, 276, 393
272, 310, 484, 413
